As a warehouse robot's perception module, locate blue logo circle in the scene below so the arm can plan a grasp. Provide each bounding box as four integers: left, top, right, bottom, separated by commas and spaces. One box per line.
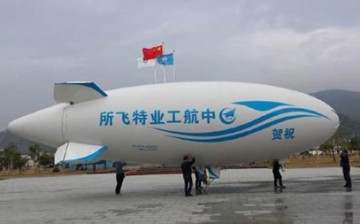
220, 108, 236, 124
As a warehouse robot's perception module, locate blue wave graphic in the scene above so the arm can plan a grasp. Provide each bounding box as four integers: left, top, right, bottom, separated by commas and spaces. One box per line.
155, 107, 328, 138
155, 102, 329, 143
170, 114, 317, 143
234, 101, 291, 111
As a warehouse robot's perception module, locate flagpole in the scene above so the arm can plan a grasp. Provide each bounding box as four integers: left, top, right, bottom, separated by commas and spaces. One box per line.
172, 50, 176, 82
154, 60, 157, 84
161, 42, 165, 83
163, 65, 166, 83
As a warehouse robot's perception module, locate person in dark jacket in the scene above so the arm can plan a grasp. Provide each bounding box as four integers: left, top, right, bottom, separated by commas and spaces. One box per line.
340, 149, 352, 188
181, 155, 195, 197
114, 161, 126, 194
273, 160, 285, 188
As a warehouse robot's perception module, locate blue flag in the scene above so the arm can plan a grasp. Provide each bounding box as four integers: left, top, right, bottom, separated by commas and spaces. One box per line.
157, 53, 174, 65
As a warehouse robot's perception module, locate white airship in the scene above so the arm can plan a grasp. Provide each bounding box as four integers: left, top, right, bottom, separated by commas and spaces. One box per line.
8, 81, 339, 176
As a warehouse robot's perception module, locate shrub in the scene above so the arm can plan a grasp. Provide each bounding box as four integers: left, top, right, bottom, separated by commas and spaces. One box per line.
53, 167, 60, 173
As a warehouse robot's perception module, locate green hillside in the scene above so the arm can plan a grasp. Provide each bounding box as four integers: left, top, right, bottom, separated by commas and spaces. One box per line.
311, 89, 360, 124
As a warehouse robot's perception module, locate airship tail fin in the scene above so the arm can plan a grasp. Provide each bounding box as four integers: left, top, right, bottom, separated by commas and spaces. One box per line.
54, 81, 108, 104
54, 142, 107, 164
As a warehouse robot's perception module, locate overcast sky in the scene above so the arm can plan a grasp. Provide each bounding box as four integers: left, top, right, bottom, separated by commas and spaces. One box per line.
1, 0, 360, 131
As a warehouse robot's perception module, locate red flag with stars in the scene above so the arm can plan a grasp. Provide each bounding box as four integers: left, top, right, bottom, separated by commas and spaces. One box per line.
142, 45, 163, 60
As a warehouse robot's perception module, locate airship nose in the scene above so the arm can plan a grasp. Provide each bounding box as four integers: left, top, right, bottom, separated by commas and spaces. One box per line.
7, 104, 66, 147
8, 118, 23, 136
319, 106, 340, 140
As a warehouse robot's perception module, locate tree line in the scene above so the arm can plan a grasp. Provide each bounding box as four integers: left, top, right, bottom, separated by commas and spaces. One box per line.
0, 143, 54, 174
319, 136, 360, 153
305, 136, 360, 162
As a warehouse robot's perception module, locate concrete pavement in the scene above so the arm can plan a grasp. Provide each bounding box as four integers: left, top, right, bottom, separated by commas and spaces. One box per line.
1, 167, 359, 224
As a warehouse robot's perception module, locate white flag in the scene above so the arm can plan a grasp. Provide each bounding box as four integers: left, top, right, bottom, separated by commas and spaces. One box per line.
137, 58, 155, 68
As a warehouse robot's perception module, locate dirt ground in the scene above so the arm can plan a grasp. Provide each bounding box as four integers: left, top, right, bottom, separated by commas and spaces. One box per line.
286, 154, 360, 168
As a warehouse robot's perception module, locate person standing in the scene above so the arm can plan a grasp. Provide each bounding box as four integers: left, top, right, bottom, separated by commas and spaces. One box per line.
181, 155, 195, 197
113, 161, 126, 194
340, 149, 352, 188
273, 160, 285, 188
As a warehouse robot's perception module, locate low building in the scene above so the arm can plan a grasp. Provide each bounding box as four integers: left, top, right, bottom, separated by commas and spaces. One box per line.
21, 155, 35, 167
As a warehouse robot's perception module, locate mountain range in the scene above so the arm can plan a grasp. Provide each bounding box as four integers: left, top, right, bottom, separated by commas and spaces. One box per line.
1, 89, 359, 155
311, 89, 360, 123
311, 89, 360, 136
0, 130, 55, 154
